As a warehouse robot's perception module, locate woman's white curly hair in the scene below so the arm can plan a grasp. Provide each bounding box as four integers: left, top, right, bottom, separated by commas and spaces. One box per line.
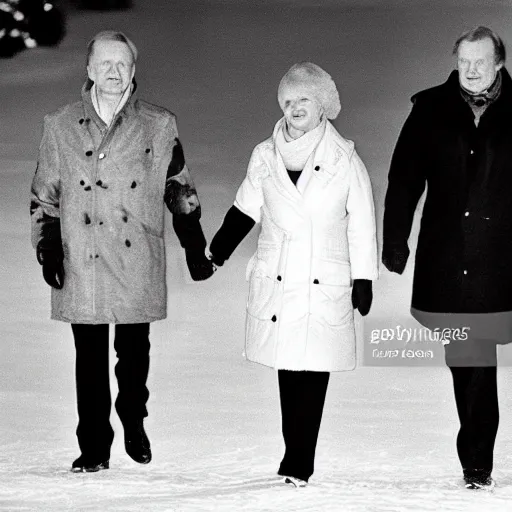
277, 62, 341, 120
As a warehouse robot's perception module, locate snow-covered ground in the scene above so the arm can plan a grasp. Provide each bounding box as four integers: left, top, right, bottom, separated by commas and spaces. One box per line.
3, 1, 512, 510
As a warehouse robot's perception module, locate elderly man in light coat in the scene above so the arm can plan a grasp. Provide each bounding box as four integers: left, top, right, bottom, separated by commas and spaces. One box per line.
30, 30, 214, 473
209, 63, 378, 487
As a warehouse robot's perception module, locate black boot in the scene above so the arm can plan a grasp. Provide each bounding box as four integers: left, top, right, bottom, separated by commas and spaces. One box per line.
71, 455, 109, 473
124, 420, 152, 464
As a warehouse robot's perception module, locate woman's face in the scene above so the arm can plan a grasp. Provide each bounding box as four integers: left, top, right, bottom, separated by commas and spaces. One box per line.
281, 86, 323, 138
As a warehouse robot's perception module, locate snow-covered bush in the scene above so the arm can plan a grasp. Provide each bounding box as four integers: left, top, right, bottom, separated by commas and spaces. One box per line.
0, 0, 65, 58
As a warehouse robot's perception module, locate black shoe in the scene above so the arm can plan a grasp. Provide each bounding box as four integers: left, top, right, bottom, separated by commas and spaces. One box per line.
464, 476, 495, 490
463, 469, 495, 491
71, 455, 109, 473
282, 476, 308, 488
124, 420, 152, 464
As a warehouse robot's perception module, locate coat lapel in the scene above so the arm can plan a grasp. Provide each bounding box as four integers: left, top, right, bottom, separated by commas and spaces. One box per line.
295, 119, 328, 195
81, 78, 139, 156
301, 123, 341, 205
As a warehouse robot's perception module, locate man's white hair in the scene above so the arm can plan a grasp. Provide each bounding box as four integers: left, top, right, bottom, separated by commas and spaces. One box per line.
87, 30, 138, 65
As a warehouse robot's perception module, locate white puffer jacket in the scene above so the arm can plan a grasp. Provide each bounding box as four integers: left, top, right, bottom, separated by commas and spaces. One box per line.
235, 118, 378, 371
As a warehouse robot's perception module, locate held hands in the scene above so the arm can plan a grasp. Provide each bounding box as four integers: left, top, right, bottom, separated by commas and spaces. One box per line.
185, 248, 217, 281
351, 279, 373, 316
208, 251, 225, 268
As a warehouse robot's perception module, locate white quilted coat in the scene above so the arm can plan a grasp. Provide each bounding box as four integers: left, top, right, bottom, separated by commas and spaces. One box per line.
235, 118, 378, 371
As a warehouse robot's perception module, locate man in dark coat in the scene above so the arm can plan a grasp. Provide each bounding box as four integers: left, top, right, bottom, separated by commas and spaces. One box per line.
383, 26, 511, 490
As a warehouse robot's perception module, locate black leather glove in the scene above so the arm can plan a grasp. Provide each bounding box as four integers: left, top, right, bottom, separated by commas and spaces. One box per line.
351, 279, 373, 316
185, 248, 215, 281
382, 244, 409, 274
36, 221, 64, 290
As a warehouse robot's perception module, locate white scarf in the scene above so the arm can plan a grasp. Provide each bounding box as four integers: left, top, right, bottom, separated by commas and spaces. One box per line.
276, 117, 326, 171
91, 82, 133, 127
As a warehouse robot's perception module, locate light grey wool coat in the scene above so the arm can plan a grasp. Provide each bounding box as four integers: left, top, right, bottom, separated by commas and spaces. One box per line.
30, 80, 200, 324
235, 118, 379, 372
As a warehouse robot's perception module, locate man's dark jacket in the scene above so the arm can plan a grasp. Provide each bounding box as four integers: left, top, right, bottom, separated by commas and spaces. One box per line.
383, 68, 512, 314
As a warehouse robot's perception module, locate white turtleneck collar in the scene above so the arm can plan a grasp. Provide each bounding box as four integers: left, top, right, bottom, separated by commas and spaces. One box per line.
91, 82, 133, 127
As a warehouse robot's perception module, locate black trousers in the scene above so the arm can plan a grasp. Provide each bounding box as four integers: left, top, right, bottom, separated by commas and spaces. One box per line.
277, 370, 330, 482
445, 339, 499, 476
71, 323, 151, 461
449, 366, 499, 476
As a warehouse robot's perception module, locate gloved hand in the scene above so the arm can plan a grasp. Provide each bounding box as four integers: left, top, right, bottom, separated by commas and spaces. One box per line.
382, 244, 409, 274
208, 251, 225, 268
185, 248, 216, 281
36, 225, 65, 290
351, 279, 373, 316
208, 206, 256, 268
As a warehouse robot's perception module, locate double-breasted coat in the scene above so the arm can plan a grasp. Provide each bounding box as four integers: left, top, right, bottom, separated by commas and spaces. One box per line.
235, 118, 378, 372
30, 80, 201, 324
383, 69, 512, 318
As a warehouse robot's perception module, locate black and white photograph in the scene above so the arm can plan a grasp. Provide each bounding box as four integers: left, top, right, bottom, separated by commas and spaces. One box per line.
2, 0, 512, 510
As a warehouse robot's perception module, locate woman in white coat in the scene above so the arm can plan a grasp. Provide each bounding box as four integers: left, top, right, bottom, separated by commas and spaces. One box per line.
209, 63, 378, 487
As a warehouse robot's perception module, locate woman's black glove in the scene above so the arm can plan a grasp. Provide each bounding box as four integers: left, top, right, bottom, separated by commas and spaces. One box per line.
382, 244, 409, 274
209, 206, 255, 267
351, 279, 373, 316
185, 248, 215, 281
36, 220, 64, 289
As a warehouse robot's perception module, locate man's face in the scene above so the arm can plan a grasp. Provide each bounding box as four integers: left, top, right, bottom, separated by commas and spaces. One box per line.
281, 85, 324, 137
457, 37, 502, 94
87, 40, 135, 97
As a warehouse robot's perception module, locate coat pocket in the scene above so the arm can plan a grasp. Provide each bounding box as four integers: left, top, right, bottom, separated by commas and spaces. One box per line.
246, 239, 283, 319
245, 241, 280, 281
311, 259, 353, 326
247, 265, 278, 320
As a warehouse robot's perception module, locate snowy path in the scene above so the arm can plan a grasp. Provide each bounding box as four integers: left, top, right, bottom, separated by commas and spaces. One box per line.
3, 161, 512, 511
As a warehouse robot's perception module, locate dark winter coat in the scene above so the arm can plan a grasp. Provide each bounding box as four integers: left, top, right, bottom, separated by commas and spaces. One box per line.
383, 68, 512, 315
31, 80, 204, 324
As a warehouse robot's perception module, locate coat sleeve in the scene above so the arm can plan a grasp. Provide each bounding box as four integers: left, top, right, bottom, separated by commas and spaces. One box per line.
209, 205, 256, 266
163, 115, 207, 252
346, 148, 379, 280
234, 146, 267, 224
30, 114, 61, 250
382, 102, 427, 256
